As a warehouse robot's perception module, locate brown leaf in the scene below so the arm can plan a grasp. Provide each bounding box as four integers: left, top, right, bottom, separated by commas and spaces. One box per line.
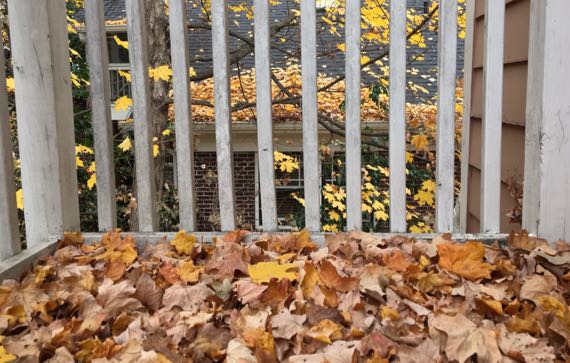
234, 279, 268, 304
223, 230, 250, 244
318, 260, 359, 292
437, 241, 495, 280
96, 278, 142, 319
497, 324, 555, 363
205, 251, 248, 279
162, 283, 213, 313
159, 261, 180, 285
135, 272, 163, 312
382, 249, 413, 272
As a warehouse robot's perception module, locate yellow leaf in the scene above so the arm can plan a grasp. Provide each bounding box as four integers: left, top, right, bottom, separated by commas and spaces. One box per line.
15, 189, 23, 210
374, 210, 388, 221
76, 145, 94, 154
0, 344, 16, 363
421, 179, 436, 192
307, 319, 342, 344
177, 260, 204, 283
411, 134, 429, 151
118, 137, 133, 152
171, 230, 196, 255
248, 261, 298, 284
118, 70, 131, 82
380, 306, 399, 321
153, 144, 160, 157
537, 296, 566, 318
414, 190, 434, 206
405, 152, 414, 164
5, 78, 14, 92
87, 173, 97, 190
328, 210, 340, 222
76, 156, 84, 168
148, 65, 173, 82
114, 96, 133, 112
113, 35, 129, 49
162, 129, 172, 136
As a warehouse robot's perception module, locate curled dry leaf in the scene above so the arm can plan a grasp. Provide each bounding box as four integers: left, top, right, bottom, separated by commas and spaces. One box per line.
0, 230, 569, 361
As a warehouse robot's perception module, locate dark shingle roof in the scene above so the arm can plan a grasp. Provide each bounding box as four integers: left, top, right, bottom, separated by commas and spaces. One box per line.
79, 0, 464, 103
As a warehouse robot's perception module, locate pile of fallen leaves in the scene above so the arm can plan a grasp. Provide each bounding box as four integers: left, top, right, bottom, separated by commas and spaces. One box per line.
0, 230, 569, 362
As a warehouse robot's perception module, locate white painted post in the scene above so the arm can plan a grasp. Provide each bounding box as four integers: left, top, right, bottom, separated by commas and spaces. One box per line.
126, 0, 159, 232
345, 0, 362, 231
0, 39, 20, 259
211, 0, 236, 231
8, 0, 80, 247
169, 0, 197, 231
523, 0, 570, 242
459, 0, 476, 233
435, 0, 458, 233
85, 0, 117, 231
254, 0, 278, 231
480, 0, 504, 233
389, 0, 407, 233
300, 0, 320, 232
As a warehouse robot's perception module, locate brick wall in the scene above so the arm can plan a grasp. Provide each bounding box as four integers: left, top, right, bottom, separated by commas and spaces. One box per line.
194, 152, 256, 231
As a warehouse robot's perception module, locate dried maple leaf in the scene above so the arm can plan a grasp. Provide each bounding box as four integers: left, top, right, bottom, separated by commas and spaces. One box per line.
497, 324, 556, 362
429, 313, 502, 363
307, 319, 343, 344
271, 309, 306, 340
161, 283, 213, 313
206, 251, 248, 279
226, 339, 256, 363
96, 279, 142, 319
382, 249, 414, 272
234, 279, 268, 304
96, 230, 138, 266
437, 241, 495, 280
318, 260, 359, 292
248, 261, 298, 284
222, 230, 250, 244
176, 260, 204, 283
170, 230, 196, 255
159, 261, 180, 285
134, 272, 163, 312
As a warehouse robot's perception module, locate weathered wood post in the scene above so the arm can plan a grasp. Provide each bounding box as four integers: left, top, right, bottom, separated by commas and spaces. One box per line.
8, 0, 80, 247
0, 38, 20, 259
85, 0, 118, 231
523, 0, 570, 241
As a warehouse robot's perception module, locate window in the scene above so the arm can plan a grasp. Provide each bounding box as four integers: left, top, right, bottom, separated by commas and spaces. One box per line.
316, 0, 336, 9
106, 32, 129, 64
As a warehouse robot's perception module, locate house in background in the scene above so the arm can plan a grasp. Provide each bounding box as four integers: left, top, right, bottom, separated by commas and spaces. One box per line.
78, 0, 465, 231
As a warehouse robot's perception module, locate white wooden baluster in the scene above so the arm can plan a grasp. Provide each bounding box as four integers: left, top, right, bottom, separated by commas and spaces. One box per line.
459, 0, 476, 233
480, 0, 504, 233
389, 0, 407, 233
169, 0, 197, 231
301, 0, 320, 232
0, 38, 20, 259
345, 0, 362, 231
523, 0, 570, 241
435, 0, 457, 233
126, 0, 159, 232
211, 0, 237, 231
85, 0, 117, 231
254, 0, 278, 231
8, 0, 80, 247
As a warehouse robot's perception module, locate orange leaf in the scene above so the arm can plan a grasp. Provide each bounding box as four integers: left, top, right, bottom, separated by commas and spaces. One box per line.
437, 241, 495, 281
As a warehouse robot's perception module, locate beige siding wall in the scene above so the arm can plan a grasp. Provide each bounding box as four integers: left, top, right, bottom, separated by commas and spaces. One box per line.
467, 0, 529, 232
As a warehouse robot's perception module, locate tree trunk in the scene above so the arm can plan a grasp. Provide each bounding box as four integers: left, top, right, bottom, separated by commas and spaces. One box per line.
145, 0, 170, 203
